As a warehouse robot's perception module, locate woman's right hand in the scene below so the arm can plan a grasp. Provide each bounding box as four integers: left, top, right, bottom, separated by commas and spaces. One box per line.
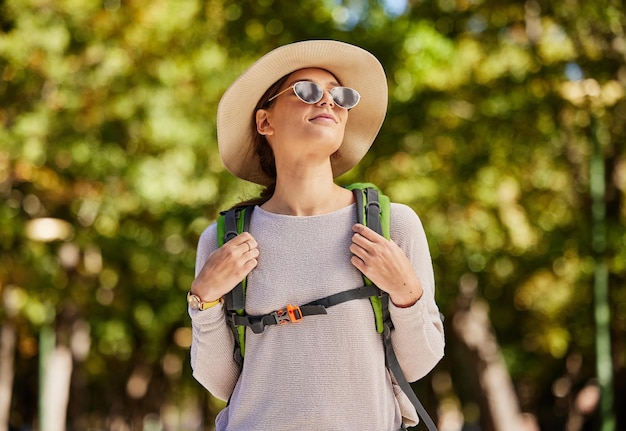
190, 232, 259, 302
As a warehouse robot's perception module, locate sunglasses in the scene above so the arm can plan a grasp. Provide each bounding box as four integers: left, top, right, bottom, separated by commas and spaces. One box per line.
267, 81, 361, 109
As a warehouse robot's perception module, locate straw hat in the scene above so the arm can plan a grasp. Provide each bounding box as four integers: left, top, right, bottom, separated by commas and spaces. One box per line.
217, 40, 388, 185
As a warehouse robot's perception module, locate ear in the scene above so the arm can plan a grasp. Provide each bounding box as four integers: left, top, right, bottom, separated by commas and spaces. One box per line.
256, 109, 274, 137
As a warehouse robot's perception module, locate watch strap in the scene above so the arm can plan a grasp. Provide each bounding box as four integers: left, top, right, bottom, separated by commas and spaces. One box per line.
187, 292, 223, 310
199, 298, 223, 310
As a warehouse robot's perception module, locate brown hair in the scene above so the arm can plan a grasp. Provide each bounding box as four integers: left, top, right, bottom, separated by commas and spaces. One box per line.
227, 75, 290, 210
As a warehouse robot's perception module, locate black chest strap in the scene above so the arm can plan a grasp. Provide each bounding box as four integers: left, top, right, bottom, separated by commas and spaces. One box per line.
228, 285, 380, 334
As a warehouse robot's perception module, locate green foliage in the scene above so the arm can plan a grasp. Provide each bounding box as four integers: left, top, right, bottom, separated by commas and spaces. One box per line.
1, 0, 625, 429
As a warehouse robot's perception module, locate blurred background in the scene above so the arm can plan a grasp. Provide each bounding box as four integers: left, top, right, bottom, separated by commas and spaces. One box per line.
1, 0, 624, 430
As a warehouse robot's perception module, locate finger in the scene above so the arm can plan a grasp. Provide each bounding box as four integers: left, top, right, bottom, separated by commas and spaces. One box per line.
246, 236, 258, 250
349, 245, 363, 264
229, 232, 254, 247
241, 238, 258, 254
352, 223, 383, 243
351, 232, 370, 250
351, 230, 378, 256
227, 233, 258, 256
350, 255, 366, 272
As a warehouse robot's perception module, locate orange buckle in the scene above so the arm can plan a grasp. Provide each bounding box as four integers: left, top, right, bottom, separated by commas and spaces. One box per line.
274, 304, 303, 325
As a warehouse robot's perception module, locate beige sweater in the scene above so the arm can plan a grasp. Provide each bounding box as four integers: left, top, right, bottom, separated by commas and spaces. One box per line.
190, 203, 445, 430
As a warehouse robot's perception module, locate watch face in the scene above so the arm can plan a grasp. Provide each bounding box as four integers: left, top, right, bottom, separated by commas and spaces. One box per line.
187, 294, 201, 310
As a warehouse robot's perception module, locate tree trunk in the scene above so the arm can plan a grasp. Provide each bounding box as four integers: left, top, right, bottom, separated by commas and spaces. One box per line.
452, 275, 535, 431
39, 324, 73, 431
0, 322, 16, 431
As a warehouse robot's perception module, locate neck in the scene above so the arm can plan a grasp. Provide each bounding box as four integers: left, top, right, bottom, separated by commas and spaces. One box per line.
261, 174, 354, 216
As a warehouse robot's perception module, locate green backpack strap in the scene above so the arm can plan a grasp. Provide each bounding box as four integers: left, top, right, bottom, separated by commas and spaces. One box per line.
346, 183, 391, 334
217, 206, 254, 360
347, 182, 390, 239
347, 183, 440, 431
217, 187, 439, 430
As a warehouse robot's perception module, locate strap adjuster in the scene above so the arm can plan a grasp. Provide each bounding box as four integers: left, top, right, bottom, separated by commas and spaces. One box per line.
273, 304, 303, 325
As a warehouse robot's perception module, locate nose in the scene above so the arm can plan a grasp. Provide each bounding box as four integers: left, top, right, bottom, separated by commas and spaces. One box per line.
317, 89, 335, 107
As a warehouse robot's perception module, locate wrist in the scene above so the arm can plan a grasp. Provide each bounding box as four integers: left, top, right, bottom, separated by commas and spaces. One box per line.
190, 278, 220, 303
390, 296, 419, 308
187, 291, 223, 311
389, 284, 423, 308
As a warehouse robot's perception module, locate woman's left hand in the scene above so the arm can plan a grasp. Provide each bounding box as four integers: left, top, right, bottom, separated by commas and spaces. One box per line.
350, 223, 423, 308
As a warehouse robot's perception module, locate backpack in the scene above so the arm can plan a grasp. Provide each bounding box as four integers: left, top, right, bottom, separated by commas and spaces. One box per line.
216, 183, 438, 431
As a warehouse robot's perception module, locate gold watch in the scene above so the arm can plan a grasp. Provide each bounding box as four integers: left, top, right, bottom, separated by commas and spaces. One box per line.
187, 292, 222, 310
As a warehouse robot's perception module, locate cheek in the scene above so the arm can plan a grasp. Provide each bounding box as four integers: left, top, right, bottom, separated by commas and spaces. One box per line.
339, 110, 350, 124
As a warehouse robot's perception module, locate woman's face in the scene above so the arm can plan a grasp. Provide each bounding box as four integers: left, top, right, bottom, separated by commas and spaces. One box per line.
255, 68, 350, 165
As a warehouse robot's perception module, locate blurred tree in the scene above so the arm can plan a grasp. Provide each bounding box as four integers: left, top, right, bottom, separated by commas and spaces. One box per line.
352, 1, 626, 429
0, 0, 624, 430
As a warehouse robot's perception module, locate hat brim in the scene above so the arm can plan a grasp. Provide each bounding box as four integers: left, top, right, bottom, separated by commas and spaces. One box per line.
217, 40, 388, 185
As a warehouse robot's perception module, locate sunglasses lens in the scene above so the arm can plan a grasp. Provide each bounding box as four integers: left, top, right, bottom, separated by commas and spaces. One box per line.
292, 82, 361, 109
331, 87, 360, 109
294, 81, 324, 104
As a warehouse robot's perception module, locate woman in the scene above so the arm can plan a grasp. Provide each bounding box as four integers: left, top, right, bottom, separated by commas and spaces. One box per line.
188, 40, 445, 430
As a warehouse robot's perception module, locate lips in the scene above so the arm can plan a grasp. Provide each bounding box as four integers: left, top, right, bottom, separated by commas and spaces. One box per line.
310, 113, 337, 123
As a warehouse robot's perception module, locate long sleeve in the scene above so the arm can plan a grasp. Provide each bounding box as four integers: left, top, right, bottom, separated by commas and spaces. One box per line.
189, 203, 444, 430
388, 203, 445, 381
189, 224, 241, 401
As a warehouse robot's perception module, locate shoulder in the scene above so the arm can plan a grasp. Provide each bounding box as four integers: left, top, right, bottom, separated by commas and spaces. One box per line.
194, 221, 219, 276
197, 221, 219, 255
389, 202, 424, 231
197, 204, 256, 251
388, 202, 429, 249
